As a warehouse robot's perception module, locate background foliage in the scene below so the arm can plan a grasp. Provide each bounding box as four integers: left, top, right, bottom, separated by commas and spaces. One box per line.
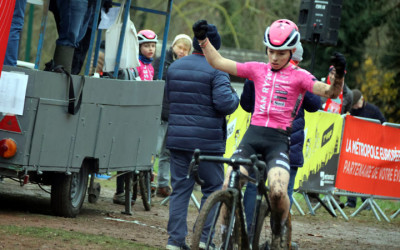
20, 0, 400, 122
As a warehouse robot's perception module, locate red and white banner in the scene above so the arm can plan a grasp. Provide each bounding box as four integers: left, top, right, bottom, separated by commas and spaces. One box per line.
0, 0, 16, 76
336, 115, 400, 198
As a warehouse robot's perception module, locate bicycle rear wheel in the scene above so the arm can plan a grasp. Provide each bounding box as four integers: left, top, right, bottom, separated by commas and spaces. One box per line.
253, 201, 271, 250
139, 171, 152, 211
192, 190, 243, 250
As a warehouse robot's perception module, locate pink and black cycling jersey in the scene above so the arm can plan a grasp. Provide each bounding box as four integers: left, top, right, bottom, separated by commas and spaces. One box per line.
136, 60, 154, 81
236, 62, 316, 131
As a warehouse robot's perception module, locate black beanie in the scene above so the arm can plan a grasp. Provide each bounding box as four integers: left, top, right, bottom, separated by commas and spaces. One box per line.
193, 24, 221, 52
352, 89, 362, 105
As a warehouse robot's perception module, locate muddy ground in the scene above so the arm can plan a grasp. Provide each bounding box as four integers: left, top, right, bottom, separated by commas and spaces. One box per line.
0, 178, 399, 250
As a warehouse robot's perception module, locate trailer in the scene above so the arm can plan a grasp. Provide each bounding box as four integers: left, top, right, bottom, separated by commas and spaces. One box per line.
0, 0, 172, 217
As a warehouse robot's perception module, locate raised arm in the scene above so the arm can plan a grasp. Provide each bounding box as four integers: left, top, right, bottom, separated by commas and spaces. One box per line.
193, 20, 238, 76
312, 52, 347, 99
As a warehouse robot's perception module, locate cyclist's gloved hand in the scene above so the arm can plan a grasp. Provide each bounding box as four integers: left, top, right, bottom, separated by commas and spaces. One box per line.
193, 20, 208, 40
331, 52, 346, 78
103, 0, 113, 13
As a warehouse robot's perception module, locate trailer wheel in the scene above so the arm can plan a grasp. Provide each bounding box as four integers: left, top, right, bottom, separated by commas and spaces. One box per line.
51, 166, 89, 217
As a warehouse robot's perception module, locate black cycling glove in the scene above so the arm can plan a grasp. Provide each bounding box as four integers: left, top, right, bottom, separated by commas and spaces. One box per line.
192, 20, 208, 40
331, 52, 346, 78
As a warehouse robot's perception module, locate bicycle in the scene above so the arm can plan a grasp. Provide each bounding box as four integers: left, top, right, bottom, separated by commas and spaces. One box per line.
116, 170, 153, 214
132, 170, 152, 211
189, 149, 272, 250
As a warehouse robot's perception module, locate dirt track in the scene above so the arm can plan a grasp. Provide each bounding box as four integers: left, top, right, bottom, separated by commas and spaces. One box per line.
0, 179, 399, 249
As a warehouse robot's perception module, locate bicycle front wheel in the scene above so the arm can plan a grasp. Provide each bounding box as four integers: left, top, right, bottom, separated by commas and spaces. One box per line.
192, 190, 243, 250
253, 201, 270, 250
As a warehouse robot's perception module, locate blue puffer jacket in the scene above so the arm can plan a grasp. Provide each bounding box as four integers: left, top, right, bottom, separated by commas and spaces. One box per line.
166, 53, 239, 154
240, 79, 321, 167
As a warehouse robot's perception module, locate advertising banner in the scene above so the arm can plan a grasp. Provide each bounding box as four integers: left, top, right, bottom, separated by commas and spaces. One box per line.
336, 116, 400, 198
0, 0, 16, 76
224, 105, 251, 158
294, 111, 343, 191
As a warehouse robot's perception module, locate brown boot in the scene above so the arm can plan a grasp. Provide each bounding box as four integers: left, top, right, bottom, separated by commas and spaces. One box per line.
156, 186, 171, 197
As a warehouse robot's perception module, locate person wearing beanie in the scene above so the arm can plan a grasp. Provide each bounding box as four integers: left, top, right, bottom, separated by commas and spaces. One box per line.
291, 42, 303, 64
153, 34, 192, 81
152, 34, 192, 198
344, 89, 386, 209
192, 24, 221, 52
164, 23, 239, 249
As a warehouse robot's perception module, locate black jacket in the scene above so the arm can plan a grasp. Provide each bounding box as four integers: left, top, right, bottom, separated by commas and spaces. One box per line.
350, 101, 386, 123
153, 49, 175, 121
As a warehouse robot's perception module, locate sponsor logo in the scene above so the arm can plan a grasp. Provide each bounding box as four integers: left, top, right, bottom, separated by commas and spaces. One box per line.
320, 171, 335, 186
271, 107, 284, 112
274, 101, 285, 107
274, 95, 287, 100
226, 118, 237, 139
321, 123, 334, 147
276, 79, 289, 84
275, 90, 288, 95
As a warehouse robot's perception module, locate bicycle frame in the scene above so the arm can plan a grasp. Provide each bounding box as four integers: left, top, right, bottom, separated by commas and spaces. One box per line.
190, 149, 270, 250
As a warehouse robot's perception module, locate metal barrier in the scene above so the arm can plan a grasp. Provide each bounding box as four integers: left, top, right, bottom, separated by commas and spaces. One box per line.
292, 113, 400, 222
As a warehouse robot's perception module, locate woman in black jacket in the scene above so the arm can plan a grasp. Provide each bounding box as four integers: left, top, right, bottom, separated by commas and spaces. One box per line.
152, 34, 192, 197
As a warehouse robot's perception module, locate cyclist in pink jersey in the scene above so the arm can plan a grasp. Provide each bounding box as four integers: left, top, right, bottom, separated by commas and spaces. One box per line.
192, 19, 346, 249
133, 29, 157, 81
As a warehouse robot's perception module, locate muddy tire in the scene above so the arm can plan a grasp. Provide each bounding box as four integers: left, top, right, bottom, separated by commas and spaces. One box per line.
253, 202, 270, 249
51, 166, 89, 218
192, 190, 242, 250
139, 171, 151, 211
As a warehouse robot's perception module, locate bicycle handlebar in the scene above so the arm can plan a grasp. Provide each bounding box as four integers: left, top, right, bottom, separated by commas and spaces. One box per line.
187, 149, 205, 185
187, 149, 267, 187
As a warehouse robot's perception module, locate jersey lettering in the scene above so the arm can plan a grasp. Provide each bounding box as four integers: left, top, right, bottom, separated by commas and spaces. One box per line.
237, 62, 315, 130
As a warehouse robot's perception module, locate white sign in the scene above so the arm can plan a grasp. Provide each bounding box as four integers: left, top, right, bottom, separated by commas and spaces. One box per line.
0, 71, 28, 115
98, 7, 120, 30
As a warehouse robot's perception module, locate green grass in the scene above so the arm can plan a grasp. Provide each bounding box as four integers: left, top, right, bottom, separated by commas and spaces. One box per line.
0, 225, 160, 249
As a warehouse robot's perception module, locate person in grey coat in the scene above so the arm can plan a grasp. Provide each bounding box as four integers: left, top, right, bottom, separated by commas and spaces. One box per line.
165, 24, 239, 250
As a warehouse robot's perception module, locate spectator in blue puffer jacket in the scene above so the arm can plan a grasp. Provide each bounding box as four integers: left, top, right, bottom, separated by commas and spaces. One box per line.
164, 23, 239, 250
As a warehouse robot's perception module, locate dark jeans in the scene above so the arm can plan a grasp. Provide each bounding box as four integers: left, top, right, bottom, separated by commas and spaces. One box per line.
50, 0, 95, 47
4, 0, 27, 66
167, 150, 224, 247
346, 196, 367, 208
116, 171, 125, 194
